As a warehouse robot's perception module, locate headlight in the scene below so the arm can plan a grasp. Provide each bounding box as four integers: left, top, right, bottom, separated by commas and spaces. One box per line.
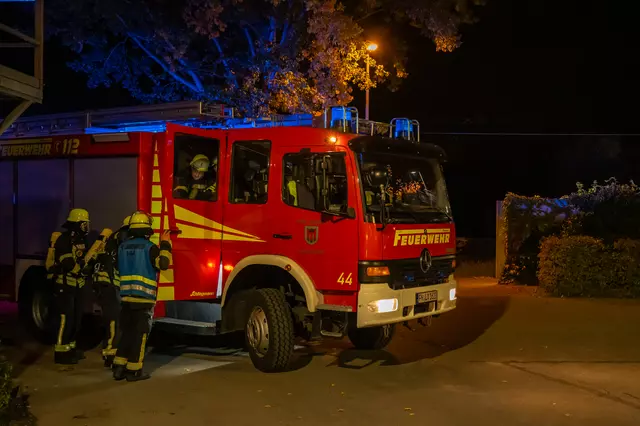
367, 298, 398, 313
449, 288, 456, 301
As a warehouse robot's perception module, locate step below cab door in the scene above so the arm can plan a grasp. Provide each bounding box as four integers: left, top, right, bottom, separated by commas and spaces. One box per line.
156, 124, 227, 301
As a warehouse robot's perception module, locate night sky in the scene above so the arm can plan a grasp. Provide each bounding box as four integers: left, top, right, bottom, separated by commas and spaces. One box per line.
3, 0, 640, 237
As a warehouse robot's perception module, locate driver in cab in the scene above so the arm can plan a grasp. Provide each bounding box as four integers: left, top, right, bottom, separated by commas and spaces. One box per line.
173, 154, 217, 201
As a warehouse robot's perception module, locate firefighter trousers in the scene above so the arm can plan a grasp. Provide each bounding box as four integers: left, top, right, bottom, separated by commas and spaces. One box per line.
98, 284, 120, 358
54, 284, 83, 354
113, 302, 153, 372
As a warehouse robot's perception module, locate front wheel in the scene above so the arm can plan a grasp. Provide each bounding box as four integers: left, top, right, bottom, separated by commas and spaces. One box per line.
348, 324, 396, 350
244, 288, 294, 372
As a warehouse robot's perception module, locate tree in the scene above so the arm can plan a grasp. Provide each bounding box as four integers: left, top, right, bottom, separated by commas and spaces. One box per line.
47, 0, 483, 117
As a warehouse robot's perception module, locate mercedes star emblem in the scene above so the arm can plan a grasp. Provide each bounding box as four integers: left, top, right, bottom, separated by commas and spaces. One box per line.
419, 249, 432, 273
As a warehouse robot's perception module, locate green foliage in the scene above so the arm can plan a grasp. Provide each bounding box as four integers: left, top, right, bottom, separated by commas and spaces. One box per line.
46, 0, 484, 117
567, 179, 640, 242
538, 236, 640, 298
0, 359, 13, 414
500, 179, 640, 285
499, 193, 572, 284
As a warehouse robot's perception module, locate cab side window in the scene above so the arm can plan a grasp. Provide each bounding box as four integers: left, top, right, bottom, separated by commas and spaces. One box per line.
282, 153, 348, 213
172, 133, 219, 202
229, 140, 271, 204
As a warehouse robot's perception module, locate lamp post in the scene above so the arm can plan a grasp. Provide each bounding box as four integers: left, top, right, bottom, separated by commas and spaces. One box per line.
365, 42, 378, 120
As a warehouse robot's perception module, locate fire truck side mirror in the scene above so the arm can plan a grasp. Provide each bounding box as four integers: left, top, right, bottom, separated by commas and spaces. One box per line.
346, 207, 356, 219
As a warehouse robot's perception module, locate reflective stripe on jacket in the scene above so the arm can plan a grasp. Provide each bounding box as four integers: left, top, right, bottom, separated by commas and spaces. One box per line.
118, 238, 157, 302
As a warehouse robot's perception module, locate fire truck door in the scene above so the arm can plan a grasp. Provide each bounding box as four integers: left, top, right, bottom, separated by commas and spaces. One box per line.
160, 124, 226, 300
273, 145, 360, 296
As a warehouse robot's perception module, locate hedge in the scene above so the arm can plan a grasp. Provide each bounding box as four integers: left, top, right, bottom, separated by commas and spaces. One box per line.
501, 179, 640, 284
538, 235, 640, 297
0, 359, 35, 425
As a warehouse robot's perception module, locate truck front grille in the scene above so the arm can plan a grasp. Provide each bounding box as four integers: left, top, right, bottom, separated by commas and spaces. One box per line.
387, 256, 454, 290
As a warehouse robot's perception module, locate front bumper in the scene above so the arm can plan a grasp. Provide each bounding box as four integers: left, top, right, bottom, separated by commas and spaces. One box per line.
356, 277, 457, 328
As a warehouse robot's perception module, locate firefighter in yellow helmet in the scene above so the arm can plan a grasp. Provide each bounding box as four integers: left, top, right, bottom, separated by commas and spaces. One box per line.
173, 154, 216, 201
92, 215, 131, 367
49, 208, 90, 365
112, 211, 172, 381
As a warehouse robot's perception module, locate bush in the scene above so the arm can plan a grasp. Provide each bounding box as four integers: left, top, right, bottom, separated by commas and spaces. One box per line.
0, 360, 12, 414
538, 235, 640, 297
501, 179, 640, 284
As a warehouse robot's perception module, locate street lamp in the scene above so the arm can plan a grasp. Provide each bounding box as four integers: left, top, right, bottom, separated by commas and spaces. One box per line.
365, 42, 378, 120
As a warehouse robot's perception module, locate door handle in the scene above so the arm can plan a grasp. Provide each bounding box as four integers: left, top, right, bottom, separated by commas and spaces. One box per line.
273, 233, 292, 240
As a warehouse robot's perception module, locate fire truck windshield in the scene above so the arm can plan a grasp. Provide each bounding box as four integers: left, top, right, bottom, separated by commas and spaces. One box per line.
358, 152, 452, 224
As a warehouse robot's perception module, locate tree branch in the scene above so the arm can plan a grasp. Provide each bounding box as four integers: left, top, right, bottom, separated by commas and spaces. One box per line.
104, 40, 125, 66
212, 37, 238, 87
280, 20, 289, 46
357, 8, 384, 22
127, 33, 199, 92
162, 39, 205, 93
268, 16, 277, 44
243, 27, 256, 57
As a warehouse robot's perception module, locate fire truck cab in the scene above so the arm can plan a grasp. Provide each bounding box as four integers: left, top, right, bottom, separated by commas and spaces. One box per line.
0, 102, 457, 372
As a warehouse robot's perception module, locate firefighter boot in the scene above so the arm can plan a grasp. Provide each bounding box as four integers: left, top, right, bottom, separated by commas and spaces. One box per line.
54, 352, 78, 365
103, 355, 115, 368
112, 365, 127, 381
125, 370, 150, 382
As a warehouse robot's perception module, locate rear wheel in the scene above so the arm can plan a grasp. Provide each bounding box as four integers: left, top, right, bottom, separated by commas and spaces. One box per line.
348, 324, 395, 350
245, 288, 294, 372
18, 267, 57, 344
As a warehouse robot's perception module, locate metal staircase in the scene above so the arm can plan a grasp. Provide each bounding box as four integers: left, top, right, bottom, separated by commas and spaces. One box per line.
0, 0, 44, 136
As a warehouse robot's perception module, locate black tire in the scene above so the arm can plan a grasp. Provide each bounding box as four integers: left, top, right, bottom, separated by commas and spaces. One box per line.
244, 288, 294, 372
18, 267, 57, 344
348, 324, 396, 350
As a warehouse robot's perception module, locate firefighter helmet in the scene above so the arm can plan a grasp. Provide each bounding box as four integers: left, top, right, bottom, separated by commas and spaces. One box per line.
190, 154, 210, 172
67, 208, 90, 223
122, 215, 131, 228
128, 211, 153, 230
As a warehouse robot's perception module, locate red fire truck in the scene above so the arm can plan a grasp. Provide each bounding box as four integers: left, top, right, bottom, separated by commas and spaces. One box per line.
0, 101, 457, 372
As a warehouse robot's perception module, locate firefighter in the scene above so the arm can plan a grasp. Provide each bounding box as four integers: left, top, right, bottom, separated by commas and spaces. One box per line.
50, 208, 90, 365
112, 211, 172, 382
93, 216, 130, 368
173, 154, 216, 201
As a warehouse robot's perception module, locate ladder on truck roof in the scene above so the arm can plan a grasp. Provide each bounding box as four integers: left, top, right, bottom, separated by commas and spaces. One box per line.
0, 101, 233, 139
1, 101, 420, 142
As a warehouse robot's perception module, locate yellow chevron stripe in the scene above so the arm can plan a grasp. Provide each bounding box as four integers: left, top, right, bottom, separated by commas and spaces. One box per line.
152, 185, 162, 198
163, 216, 169, 228
151, 200, 163, 214
153, 169, 160, 183
159, 269, 174, 283
175, 222, 265, 242
174, 205, 259, 239
153, 154, 159, 167
158, 286, 174, 301
176, 223, 223, 240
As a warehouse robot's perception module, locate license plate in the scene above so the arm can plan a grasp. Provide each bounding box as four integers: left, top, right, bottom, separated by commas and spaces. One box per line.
416, 290, 438, 304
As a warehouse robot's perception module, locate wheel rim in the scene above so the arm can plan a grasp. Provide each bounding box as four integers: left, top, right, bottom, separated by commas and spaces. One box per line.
247, 306, 269, 358
32, 291, 48, 330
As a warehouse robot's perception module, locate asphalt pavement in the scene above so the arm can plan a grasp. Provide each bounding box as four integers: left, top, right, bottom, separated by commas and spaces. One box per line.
3, 278, 640, 426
